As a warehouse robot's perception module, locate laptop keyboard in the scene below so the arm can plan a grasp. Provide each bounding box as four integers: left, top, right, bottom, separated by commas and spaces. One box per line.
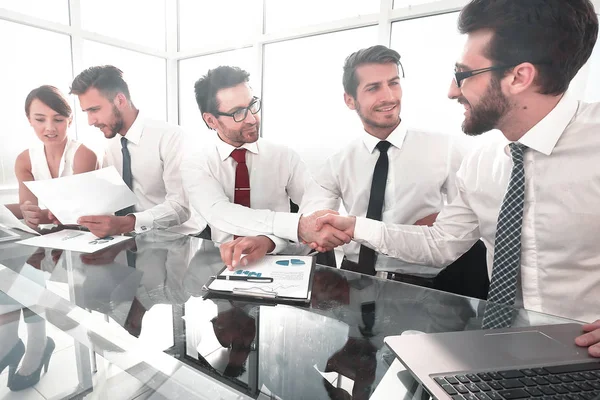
433, 362, 600, 400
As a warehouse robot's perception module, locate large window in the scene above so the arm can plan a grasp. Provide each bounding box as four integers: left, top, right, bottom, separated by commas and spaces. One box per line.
391, 12, 466, 135
0, 0, 69, 25
76, 40, 167, 153
265, 0, 379, 33
393, 0, 447, 8
178, 48, 256, 138
580, 40, 600, 102
262, 27, 378, 171
178, 0, 262, 51
2, 0, 600, 203
80, 0, 167, 50
0, 20, 72, 194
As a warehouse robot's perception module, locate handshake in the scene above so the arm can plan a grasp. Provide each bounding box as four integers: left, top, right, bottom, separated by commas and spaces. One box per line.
221, 210, 440, 269
220, 209, 357, 270
297, 209, 357, 252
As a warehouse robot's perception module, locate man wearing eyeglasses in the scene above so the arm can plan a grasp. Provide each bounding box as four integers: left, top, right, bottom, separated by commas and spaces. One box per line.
182, 66, 348, 257
314, 0, 600, 355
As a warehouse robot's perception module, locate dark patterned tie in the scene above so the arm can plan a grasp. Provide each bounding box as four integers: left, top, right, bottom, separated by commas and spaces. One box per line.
357, 141, 391, 276
116, 137, 135, 217
482, 142, 527, 329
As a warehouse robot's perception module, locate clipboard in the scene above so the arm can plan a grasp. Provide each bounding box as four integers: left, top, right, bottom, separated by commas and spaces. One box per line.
203, 255, 316, 305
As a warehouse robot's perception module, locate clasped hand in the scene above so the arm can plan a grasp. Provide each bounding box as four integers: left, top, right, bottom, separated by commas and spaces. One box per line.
298, 209, 353, 252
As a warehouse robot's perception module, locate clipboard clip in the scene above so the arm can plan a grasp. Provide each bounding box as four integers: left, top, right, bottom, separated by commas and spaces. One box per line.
232, 287, 278, 298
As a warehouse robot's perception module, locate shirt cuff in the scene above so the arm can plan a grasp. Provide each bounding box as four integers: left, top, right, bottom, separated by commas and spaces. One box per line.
273, 212, 301, 242
264, 235, 288, 254
132, 211, 153, 234
353, 217, 382, 247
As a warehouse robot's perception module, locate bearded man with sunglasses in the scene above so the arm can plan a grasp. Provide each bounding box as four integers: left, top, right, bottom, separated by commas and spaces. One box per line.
314, 0, 600, 355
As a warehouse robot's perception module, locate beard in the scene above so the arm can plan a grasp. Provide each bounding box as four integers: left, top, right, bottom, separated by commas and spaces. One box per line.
460, 77, 510, 136
219, 120, 260, 144
99, 105, 124, 139
355, 101, 401, 131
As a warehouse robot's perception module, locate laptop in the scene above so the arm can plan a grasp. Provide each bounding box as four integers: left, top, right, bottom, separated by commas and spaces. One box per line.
385, 323, 600, 400
0, 225, 21, 243
0, 204, 39, 240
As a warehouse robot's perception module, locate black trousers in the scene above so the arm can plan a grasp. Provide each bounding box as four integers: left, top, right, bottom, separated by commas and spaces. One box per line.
341, 240, 489, 300
432, 240, 489, 300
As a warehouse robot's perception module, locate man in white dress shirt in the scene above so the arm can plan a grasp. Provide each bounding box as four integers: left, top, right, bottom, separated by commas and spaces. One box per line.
69, 65, 190, 237
299, 45, 489, 294
182, 66, 350, 258
315, 0, 600, 356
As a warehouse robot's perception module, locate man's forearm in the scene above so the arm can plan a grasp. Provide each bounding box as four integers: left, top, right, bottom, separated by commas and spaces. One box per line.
353, 217, 479, 267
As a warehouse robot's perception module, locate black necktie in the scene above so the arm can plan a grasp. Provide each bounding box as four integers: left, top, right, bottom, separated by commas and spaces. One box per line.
360, 301, 376, 338
126, 250, 137, 269
116, 137, 135, 217
357, 141, 392, 275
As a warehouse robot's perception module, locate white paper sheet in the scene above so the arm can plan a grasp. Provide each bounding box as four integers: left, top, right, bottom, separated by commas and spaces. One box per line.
0, 204, 40, 235
208, 255, 312, 300
370, 359, 409, 400
17, 229, 133, 253
23, 167, 137, 225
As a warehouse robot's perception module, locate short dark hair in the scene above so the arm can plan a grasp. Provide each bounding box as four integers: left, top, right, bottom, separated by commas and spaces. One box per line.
25, 85, 72, 118
343, 45, 401, 98
458, 0, 598, 95
70, 65, 132, 101
194, 66, 250, 128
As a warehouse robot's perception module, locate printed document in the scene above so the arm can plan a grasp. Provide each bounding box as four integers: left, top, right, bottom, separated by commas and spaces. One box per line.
17, 229, 132, 253
208, 255, 313, 300
24, 167, 137, 225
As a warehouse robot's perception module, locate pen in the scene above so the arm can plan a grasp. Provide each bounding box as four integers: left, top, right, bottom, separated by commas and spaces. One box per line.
212, 275, 273, 283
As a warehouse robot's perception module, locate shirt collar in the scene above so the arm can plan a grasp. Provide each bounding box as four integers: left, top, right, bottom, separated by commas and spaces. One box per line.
122, 110, 144, 145
362, 121, 407, 154
506, 92, 578, 156
215, 136, 260, 161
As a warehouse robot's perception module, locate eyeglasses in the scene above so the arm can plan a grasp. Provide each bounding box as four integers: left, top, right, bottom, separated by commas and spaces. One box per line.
215, 97, 261, 123
453, 62, 552, 88
453, 65, 516, 88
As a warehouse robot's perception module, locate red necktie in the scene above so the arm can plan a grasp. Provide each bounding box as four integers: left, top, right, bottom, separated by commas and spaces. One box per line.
231, 148, 250, 207
230, 149, 250, 239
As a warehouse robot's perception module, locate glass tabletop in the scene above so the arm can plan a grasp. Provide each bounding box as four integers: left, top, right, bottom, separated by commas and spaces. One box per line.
0, 230, 576, 399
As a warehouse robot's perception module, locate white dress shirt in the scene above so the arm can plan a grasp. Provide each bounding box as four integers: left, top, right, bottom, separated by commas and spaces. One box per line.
354, 94, 600, 323
105, 112, 190, 233
300, 122, 467, 274
181, 136, 308, 252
